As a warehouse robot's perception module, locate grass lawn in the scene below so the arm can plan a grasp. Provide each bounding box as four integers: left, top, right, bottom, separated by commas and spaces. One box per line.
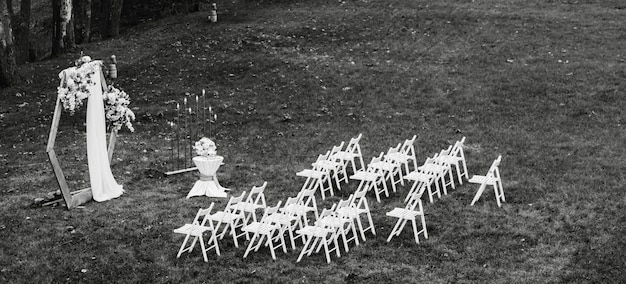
1, 0, 625, 282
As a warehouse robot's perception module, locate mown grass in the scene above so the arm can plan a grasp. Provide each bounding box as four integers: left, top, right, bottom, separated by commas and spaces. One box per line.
1, 0, 625, 283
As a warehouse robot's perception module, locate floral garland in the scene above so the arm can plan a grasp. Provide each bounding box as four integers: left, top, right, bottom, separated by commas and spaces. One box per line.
103, 85, 136, 132
57, 55, 136, 132
57, 56, 97, 115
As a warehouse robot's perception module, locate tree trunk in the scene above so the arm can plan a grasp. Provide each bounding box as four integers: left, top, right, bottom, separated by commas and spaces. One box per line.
0, 0, 18, 87
100, 0, 122, 39
13, 0, 30, 64
52, 0, 74, 57
110, 0, 122, 37
73, 0, 91, 44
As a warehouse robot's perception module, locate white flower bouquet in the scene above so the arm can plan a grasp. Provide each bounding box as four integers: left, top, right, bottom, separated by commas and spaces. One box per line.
57, 57, 97, 114
103, 85, 136, 132
193, 137, 217, 157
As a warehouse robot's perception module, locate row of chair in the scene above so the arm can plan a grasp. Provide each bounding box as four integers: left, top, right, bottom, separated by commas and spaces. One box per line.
296, 133, 366, 200
385, 137, 505, 244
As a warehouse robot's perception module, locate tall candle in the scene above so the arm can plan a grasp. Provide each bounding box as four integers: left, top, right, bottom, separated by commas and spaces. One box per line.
176, 102, 180, 170
195, 95, 200, 140
170, 122, 174, 172
188, 107, 192, 165
202, 90, 206, 136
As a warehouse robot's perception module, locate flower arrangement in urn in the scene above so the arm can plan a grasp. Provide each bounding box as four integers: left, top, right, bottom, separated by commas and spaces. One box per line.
193, 137, 217, 157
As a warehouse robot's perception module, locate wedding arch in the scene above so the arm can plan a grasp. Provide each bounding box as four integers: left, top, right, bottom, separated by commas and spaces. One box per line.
46, 56, 132, 209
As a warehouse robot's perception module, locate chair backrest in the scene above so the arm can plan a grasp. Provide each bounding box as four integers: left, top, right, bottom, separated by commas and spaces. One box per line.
384, 143, 401, 163
336, 196, 352, 212
284, 196, 298, 208
246, 181, 267, 208
405, 189, 424, 209
194, 202, 215, 226
366, 152, 384, 173
261, 201, 282, 223
344, 133, 362, 153
387, 143, 401, 155
400, 135, 417, 155
298, 187, 317, 207
330, 142, 344, 158
224, 191, 246, 213
487, 155, 502, 178
440, 145, 452, 157
319, 205, 337, 219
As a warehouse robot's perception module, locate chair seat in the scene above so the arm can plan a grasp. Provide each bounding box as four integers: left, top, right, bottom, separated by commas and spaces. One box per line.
404, 171, 435, 181
335, 207, 363, 218
173, 224, 213, 237
331, 152, 359, 161
418, 164, 447, 172
264, 212, 297, 225
242, 222, 279, 234
209, 212, 244, 222
385, 152, 410, 163
316, 216, 349, 228
297, 226, 333, 238
233, 202, 264, 212
468, 175, 498, 185
435, 155, 462, 164
281, 204, 314, 215
297, 169, 326, 179
350, 171, 381, 182
368, 161, 397, 172
386, 208, 421, 219
312, 160, 341, 169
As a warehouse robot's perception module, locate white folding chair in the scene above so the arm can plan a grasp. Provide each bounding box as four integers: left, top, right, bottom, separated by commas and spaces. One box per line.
297, 151, 334, 200
413, 154, 450, 202
312, 142, 348, 190
336, 187, 376, 241
233, 182, 268, 225
385, 135, 418, 176
263, 197, 301, 250
404, 163, 439, 204
386, 191, 428, 244
350, 154, 389, 203
280, 188, 319, 231
296, 208, 341, 263
435, 137, 469, 184
469, 155, 505, 207
315, 198, 360, 253
331, 133, 365, 174
433, 146, 457, 194
242, 201, 287, 260
174, 203, 220, 262
380, 143, 405, 192
208, 192, 247, 248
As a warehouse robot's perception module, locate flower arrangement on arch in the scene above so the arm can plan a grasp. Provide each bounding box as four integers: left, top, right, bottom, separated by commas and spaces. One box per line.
57, 56, 97, 115
103, 85, 136, 132
193, 137, 217, 157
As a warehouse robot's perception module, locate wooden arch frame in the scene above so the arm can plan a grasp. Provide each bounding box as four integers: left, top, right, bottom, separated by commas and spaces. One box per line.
46, 69, 118, 209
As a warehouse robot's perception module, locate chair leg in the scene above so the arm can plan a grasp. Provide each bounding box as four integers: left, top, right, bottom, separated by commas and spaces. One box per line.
198, 236, 209, 262
386, 219, 403, 242
296, 236, 314, 262
411, 218, 420, 244
177, 234, 192, 258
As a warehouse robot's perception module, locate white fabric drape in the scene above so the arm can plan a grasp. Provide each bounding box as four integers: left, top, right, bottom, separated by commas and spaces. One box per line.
84, 62, 124, 202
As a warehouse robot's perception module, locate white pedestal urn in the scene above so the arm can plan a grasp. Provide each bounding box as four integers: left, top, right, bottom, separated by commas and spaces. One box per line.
186, 155, 228, 198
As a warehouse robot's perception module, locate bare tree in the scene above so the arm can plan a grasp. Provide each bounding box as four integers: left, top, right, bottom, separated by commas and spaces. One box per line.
0, 0, 18, 87
52, 0, 74, 56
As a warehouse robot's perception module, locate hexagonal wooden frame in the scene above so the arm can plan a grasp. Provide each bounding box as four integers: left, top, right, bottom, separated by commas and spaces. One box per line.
46, 70, 117, 209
